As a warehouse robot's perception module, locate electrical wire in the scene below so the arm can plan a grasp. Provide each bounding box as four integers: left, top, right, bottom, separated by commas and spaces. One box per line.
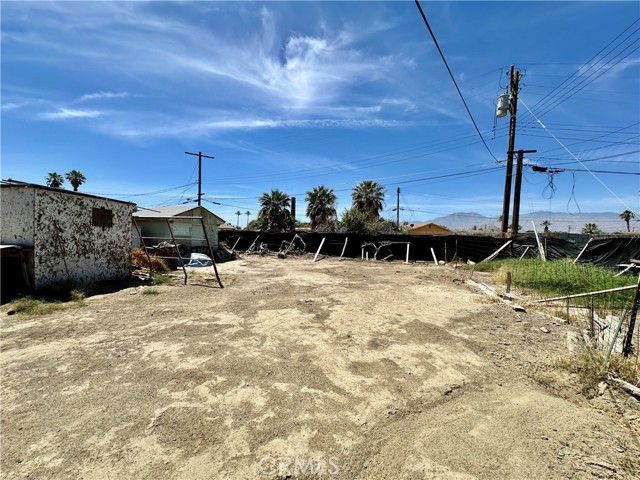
414, 0, 499, 162
517, 19, 640, 126
520, 98, 637, 213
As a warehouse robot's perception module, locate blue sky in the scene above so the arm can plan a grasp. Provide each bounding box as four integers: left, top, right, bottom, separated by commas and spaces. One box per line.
2, 1, 639, 226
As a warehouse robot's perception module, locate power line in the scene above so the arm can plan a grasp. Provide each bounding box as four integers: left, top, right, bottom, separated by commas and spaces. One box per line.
517, 18, 640, 126
414, 0, 499, 162
520, 99, 637, 213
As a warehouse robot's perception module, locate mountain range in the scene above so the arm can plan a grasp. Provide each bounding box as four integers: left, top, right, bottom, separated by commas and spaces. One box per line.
425, 211, 638, 234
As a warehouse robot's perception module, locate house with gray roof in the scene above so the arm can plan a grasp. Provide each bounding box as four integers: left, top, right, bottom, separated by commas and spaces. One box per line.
132, 205, 225, 252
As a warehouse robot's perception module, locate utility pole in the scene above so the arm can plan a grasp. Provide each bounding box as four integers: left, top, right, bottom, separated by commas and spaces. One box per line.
500, 65, 520, 236
396, 187, 400, 229
511, 149, 536, 236
184, 151, 215, 206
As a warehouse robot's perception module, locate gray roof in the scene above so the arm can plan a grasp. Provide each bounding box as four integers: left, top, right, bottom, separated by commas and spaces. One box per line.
133, 205, 225, 223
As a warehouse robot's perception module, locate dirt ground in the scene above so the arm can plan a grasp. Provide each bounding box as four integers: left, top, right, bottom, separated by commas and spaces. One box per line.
1, 256, 639, 479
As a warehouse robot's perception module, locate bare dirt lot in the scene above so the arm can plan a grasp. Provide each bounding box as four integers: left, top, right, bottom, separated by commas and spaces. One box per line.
2, 257, 639, 479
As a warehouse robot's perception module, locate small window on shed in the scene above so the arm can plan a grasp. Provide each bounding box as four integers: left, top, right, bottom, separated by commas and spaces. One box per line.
92, 207, 113, 228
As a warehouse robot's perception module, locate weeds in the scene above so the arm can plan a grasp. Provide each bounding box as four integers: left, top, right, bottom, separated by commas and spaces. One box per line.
141, 288, 160, 296
471, 259, 634, 308
555, 349, 639, 398
10, 296, 85, 316
151, 273, 172, 285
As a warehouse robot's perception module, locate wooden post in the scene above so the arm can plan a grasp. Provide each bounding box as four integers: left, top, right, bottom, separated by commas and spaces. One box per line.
405, 243, 410, 264
361, 247, 364, 260
590, 296, 595, 337
622, 275, 640, 357
366, 251, 369, 261
444, 243, 448, 262
430, 247, 438, 265
340, 237, 349, 261
519, 245, 531, 260
313, 237, 326, 263
506, 272, 512, 293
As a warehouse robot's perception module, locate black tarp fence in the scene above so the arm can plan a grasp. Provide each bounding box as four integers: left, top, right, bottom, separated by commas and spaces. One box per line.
219, 231, 582, 264
577, 237, 640, 268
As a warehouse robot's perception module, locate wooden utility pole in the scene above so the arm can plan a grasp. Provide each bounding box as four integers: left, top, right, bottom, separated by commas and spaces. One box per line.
396, 187, 400, 228
500, 65, 520, 236
511, 149, 536, 236
185, 151, 215, 206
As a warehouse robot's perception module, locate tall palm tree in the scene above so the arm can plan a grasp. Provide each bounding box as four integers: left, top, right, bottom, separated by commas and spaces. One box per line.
65, 170, 86, 191
619, 210, 635, 232
258, 189, 293, 231
351, 180, 385, 220
235, 210, 242, 228
245, 211, 251, 228
305, 185, 337, 230
45, 172, 64, 188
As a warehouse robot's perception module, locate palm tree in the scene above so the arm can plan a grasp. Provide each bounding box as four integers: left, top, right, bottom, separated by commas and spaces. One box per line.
235, 210, 242, 228
351, 180, 385, 220
65, 170, 86, 191
245, 211, 251, 228
582, 223, 601, 235
305, 185, 337, 230
45, 172, 64, 188
619, 210, 636, 233
541, 220, 551, 233
258, 189, 293, 231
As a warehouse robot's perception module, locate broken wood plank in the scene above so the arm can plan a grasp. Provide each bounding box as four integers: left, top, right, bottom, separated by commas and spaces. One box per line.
573, 239, 591, 264
480, 240, 512, 263
430, 247, 438, 265
339, 237, 348, 261
531, 221, 546, 261
607, 375, 640, 401
312, 237, 326, 263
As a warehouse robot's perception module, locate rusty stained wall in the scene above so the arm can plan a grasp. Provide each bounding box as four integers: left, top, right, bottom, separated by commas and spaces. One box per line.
0, 187, 36, 246
33, 189, 135, 289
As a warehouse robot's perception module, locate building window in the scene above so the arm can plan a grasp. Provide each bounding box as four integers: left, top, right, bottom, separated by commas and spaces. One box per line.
92, 208, 113, 228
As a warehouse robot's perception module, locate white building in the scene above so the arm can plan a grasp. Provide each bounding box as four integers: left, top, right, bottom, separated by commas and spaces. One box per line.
0, 181, 136, 292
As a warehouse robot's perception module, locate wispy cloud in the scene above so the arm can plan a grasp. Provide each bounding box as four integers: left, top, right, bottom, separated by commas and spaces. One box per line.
39, 108, 104, 120
75, 91, 129, 103
1, 102, 25, 111
2, 2, 413, 134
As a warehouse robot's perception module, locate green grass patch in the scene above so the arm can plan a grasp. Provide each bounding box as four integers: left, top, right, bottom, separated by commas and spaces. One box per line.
471, 259, 635, 307
10, 296, 85, 316
151, 273, 173, 285
141, 288, 160, 296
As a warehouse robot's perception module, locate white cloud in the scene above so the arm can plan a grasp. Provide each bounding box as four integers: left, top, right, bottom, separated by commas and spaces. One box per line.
39, 108, 104, 120
75, 91, 129, 102
1, 102, 24, 111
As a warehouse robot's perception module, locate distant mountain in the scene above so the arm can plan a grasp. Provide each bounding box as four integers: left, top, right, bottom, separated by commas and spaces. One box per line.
425, 211, 638, 234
